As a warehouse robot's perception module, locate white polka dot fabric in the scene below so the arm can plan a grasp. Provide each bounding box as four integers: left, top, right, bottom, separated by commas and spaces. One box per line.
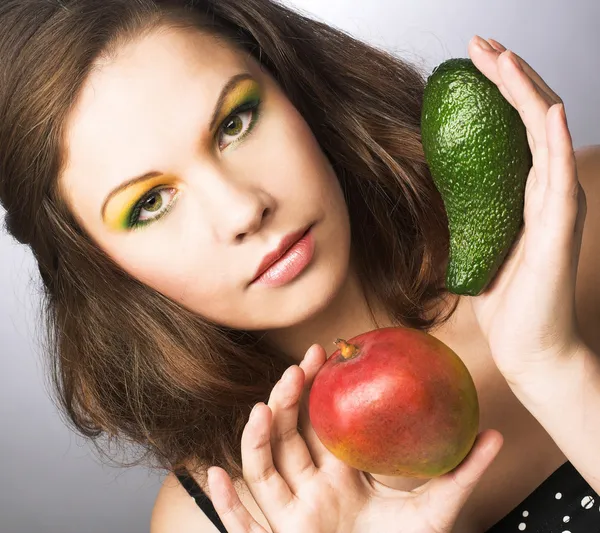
486, 461, 600, 532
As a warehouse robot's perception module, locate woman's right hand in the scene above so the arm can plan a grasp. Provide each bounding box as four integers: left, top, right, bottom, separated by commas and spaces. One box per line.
207, 344, 503, 533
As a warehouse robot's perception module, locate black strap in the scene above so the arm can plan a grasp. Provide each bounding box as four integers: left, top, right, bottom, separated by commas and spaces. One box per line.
174, 468, 229, 533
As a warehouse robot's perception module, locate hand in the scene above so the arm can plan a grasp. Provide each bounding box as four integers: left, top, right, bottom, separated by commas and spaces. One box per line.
466, 36, 587, 384
207, 344, 503, 533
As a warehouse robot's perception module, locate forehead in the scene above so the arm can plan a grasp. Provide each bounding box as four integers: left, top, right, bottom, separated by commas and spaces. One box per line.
93, 25, 244, 84
58, 27, 255, 211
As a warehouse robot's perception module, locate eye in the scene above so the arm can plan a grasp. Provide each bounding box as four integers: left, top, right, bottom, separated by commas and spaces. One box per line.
125, 99, 261, 231
218, 99, 261, 150
129, 187, 179, 229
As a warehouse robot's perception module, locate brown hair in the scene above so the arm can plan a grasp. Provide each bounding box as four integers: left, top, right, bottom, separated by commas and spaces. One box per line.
0, 0, 456, 481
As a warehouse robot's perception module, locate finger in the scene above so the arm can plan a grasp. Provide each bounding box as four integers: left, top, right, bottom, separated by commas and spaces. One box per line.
297, 344, 336, 468
268, 365, 318, 491
299, 343, 328, 389
497, 50, 551, 156
419, 429, 504, 531
469, 42, 549, 179
546, 103, 579, 199
207, 466, 268, 533
533, 104, 581, 274
470, 36, 561, 107
241, 403, 295, 514
468, 37, 517, 108
491, 41, 563, 104
469, 42, 557, 180
486, 38, 506, 52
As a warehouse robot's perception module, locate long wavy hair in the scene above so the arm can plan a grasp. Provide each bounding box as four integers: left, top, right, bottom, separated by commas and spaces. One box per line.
0, 0, 456, 481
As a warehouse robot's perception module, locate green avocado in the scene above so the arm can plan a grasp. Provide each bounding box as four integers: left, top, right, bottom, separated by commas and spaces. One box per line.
421, 57, 532, 296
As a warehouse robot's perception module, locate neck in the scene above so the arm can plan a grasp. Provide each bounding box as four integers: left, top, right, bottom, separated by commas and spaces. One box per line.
263, 265, 464, 363
263, 265, 393, 362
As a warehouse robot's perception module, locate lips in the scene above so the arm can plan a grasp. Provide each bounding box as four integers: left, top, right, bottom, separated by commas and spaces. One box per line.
252, 224, 312, 282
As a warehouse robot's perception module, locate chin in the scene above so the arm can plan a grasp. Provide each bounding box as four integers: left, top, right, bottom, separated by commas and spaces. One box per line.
272, 271, 348, 329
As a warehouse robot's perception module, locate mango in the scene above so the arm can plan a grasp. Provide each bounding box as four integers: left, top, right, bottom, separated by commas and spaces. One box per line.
308, 327, 479, 478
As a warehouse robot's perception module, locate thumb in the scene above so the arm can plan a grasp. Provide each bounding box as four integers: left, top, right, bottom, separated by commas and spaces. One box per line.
420, 429, 504, 530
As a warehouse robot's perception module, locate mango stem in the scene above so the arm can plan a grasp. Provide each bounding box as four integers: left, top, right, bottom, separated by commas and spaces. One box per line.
334, 338, 359, 359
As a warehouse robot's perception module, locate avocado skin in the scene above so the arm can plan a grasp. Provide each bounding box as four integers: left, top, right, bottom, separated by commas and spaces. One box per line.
421, 58, 532, 296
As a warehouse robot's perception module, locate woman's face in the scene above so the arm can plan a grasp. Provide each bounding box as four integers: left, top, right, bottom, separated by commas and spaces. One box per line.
59, 26, 352, 330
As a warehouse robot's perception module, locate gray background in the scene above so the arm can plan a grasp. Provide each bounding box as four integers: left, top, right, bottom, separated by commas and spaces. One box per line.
1, 1, 598, 531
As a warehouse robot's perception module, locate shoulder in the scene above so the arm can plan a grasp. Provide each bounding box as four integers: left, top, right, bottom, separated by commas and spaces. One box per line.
575, 144, 600, 352
150, 472, 218, 533
576, 144, 600, 188
150, 470, 272, 533
575, 143, 600, 169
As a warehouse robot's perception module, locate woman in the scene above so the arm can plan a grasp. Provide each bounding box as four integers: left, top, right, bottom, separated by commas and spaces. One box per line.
1, 1, 599, 532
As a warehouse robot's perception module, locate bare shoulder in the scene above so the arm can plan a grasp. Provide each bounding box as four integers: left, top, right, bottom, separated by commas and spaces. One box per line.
575, 144, 600, 353
575, 143, 600, 167
151, 470, 272, 533
150, 472, 219, 533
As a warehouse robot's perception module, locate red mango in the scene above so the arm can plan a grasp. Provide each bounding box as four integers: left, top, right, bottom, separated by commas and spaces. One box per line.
308, 326, 479, 478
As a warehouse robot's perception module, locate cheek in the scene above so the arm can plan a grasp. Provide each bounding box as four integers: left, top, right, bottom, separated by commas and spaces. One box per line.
136, 261, 241, 322
107, 240, 234, 310
262, 112, 341, 206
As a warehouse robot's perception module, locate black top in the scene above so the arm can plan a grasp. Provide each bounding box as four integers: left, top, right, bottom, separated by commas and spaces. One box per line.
176, 461, 600, 532
486, 460, 600, 532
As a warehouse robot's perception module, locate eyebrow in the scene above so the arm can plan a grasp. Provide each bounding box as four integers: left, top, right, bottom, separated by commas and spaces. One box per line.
100, 72, 254, 219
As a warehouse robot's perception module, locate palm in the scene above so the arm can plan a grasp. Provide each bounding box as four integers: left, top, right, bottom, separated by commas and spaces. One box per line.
274, 464, 365, 533
470, 166, 548, 371
266, 453, 453, 533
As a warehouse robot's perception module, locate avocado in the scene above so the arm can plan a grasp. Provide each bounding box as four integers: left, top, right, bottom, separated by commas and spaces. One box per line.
421, 57, 532, 296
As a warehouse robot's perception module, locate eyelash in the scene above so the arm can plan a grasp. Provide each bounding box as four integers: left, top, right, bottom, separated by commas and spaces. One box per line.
127, 98, 262, 230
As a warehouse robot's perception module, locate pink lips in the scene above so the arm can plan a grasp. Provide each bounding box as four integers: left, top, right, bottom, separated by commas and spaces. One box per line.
251, 225, 315, 287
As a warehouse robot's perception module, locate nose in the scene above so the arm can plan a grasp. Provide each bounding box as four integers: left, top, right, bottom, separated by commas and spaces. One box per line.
204, 171, 273, 243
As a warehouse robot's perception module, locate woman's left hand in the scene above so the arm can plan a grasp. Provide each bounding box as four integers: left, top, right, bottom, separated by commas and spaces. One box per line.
465, 36, 587, 386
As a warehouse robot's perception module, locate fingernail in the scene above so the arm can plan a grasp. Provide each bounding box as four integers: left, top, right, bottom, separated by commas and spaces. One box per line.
488, 38, 507, 52
207, 467, 216, 484
508, 52, 523, 71
282, 366, 294, 383
474, 35, 494, 51
250, 403, 261, 420
558, 103, 567, 124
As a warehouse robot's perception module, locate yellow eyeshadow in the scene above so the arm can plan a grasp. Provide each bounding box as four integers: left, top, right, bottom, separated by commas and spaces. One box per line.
103, 174, 175, 230
101, 78, 261, 231
215, 79, 261, 129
